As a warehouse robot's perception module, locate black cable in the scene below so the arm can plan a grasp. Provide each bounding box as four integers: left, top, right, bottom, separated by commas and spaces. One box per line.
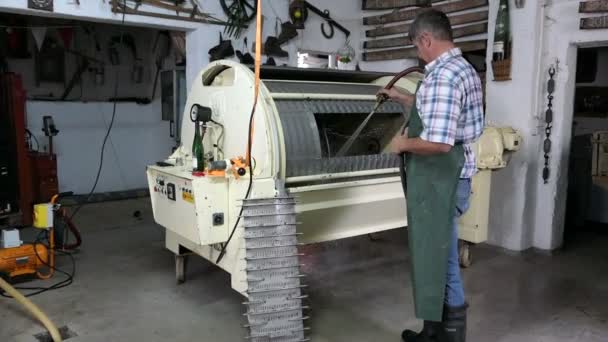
215, 105, 256, 264
25, 128, 40, 152
210, 119, 225, 159
69, 3, 127, 221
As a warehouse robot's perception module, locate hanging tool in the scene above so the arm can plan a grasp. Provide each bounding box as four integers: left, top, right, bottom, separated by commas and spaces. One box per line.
335, 67, 423, 158
289, 0, 350, 39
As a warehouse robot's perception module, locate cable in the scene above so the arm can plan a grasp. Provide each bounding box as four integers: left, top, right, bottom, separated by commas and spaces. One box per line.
215, 0, 262, 265
68, 2, 128, 221
210, 119, 225, 159
26, 129, 40, 152
215, 106, 255, 264
0, 230, 75, 298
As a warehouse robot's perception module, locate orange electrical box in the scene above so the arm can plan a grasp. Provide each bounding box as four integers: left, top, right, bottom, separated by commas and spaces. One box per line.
0, 244, 49, 279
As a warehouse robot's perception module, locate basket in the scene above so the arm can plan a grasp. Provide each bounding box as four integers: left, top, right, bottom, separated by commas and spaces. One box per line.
492, 58, 512, 81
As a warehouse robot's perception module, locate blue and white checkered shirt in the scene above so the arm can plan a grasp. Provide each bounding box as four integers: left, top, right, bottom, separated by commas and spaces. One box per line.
416, 48, 485, 179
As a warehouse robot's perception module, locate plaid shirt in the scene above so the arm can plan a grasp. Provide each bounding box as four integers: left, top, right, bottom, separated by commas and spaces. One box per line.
416, 48, 484, 179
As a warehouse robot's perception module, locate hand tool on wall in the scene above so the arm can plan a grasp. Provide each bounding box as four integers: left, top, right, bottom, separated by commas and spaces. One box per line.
220, 0, 257, 38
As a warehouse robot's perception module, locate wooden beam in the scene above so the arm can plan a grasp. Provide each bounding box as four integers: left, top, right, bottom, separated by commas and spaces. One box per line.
364, 22, 487, 49
362, 0, 440, 11
580, 15, 608, 29
364, 0, 487, 26
362, 39, 487, 61
579, 0, 608, 13
110, 0, 228, 26
366, 10, 488, 37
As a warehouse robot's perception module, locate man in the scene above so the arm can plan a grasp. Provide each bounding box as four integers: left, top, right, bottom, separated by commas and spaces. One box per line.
378, 9, 484, 342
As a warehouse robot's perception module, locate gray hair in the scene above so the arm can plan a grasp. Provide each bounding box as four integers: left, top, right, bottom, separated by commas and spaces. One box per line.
409, 9, 453, 42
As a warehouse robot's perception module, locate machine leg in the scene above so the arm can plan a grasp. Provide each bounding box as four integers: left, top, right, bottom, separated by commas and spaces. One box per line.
175, 253, 189, 284
458, 240, 472, 268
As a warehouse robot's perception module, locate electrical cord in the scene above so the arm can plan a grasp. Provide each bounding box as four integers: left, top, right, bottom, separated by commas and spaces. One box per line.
215, 0, 263, 265
68, 2, 127, 221
210, 119, 225, 159
25, 128, 40, 152
215, 107, 255, 264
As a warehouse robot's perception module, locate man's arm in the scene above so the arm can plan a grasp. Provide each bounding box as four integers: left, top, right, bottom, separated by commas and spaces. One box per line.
391, 136, 452, 155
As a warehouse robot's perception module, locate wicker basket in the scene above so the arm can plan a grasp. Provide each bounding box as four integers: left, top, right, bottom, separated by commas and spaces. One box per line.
492, 58, 512, 81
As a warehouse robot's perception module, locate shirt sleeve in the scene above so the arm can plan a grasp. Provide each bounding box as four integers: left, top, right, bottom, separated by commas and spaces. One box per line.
417, 76, 463, 146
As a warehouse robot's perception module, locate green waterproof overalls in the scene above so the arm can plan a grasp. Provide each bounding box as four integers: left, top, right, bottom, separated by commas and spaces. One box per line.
404, 86, 465, 322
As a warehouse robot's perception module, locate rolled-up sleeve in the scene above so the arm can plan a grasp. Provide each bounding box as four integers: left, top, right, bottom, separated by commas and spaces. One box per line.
417, 76, 462, 146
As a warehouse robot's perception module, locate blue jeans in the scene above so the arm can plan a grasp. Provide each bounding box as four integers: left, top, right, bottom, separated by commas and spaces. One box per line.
445, 178, 471, 307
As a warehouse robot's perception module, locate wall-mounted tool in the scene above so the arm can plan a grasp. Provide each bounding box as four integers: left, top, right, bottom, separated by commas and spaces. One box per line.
289, 0, 350, 39
220, 0, 257, 38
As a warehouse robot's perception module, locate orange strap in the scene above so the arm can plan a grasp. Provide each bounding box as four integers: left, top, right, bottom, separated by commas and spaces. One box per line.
246, 0, 262, 166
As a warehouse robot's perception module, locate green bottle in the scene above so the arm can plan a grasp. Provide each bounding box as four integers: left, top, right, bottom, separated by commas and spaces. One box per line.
192, 122, 205, 172
492, 0, 510, 61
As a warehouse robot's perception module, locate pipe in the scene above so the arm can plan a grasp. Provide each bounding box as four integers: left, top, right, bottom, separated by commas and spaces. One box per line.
0, 277, 62, 342
379, 66, 424, 195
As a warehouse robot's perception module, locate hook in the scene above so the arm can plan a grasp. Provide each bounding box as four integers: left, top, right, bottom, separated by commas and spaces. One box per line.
320, 9, 334, 39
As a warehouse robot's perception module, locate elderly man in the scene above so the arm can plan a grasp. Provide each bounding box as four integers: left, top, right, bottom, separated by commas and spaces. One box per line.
378, 9, 484, 342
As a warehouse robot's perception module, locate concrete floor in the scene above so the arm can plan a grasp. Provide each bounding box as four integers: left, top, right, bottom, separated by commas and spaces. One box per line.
1, 198, 607, 342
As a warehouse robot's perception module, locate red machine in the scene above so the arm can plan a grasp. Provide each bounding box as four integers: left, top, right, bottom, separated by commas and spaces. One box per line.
0, 73, 33, 226
0, 73, 59, 227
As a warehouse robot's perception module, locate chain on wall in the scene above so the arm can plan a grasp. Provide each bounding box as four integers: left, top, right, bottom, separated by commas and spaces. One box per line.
542, 66, 556, 184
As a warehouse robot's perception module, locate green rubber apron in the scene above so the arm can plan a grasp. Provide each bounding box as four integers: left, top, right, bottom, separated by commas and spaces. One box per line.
404, 85, 465, 322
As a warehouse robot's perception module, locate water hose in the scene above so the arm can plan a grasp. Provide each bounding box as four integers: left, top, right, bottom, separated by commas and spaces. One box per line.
377, 66, 424, 194
0, 277, 62, 341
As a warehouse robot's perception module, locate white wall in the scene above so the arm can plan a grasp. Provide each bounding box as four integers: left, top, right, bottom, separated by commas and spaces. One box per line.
481, 0, 546, 251
481, 0, 608, 251
532, 0, 608, 250
27, 100, 173, 194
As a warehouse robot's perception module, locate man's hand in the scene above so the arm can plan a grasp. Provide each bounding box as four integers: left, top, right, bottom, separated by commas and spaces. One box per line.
390, 135, 408, 154
377, 86, 415, 107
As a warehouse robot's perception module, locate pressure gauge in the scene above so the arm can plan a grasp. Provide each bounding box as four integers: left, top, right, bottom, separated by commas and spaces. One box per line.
189, 104, 213, 122
190, 104, 199, 122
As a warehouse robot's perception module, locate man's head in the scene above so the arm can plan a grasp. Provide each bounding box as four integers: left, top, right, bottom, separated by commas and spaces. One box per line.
409, 9, 455, 63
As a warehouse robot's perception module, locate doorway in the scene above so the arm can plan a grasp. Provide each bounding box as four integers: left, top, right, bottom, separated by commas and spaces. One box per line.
564, 46, 608, 247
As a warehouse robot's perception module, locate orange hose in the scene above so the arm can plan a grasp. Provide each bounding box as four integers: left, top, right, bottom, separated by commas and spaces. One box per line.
246, 0, 262, 166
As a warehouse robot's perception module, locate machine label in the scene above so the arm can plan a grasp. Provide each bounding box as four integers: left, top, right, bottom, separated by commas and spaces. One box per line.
182, 188, 194, 204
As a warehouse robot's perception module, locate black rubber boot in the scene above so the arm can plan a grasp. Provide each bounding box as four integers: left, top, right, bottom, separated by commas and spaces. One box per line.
402, 321, 440, 342
438, 304, 468, 342
264, 57, 276, 66
208, 35, 234, 61
263, 36, 288, 58
277, 21, 298, 44
236, 50, 254, 65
